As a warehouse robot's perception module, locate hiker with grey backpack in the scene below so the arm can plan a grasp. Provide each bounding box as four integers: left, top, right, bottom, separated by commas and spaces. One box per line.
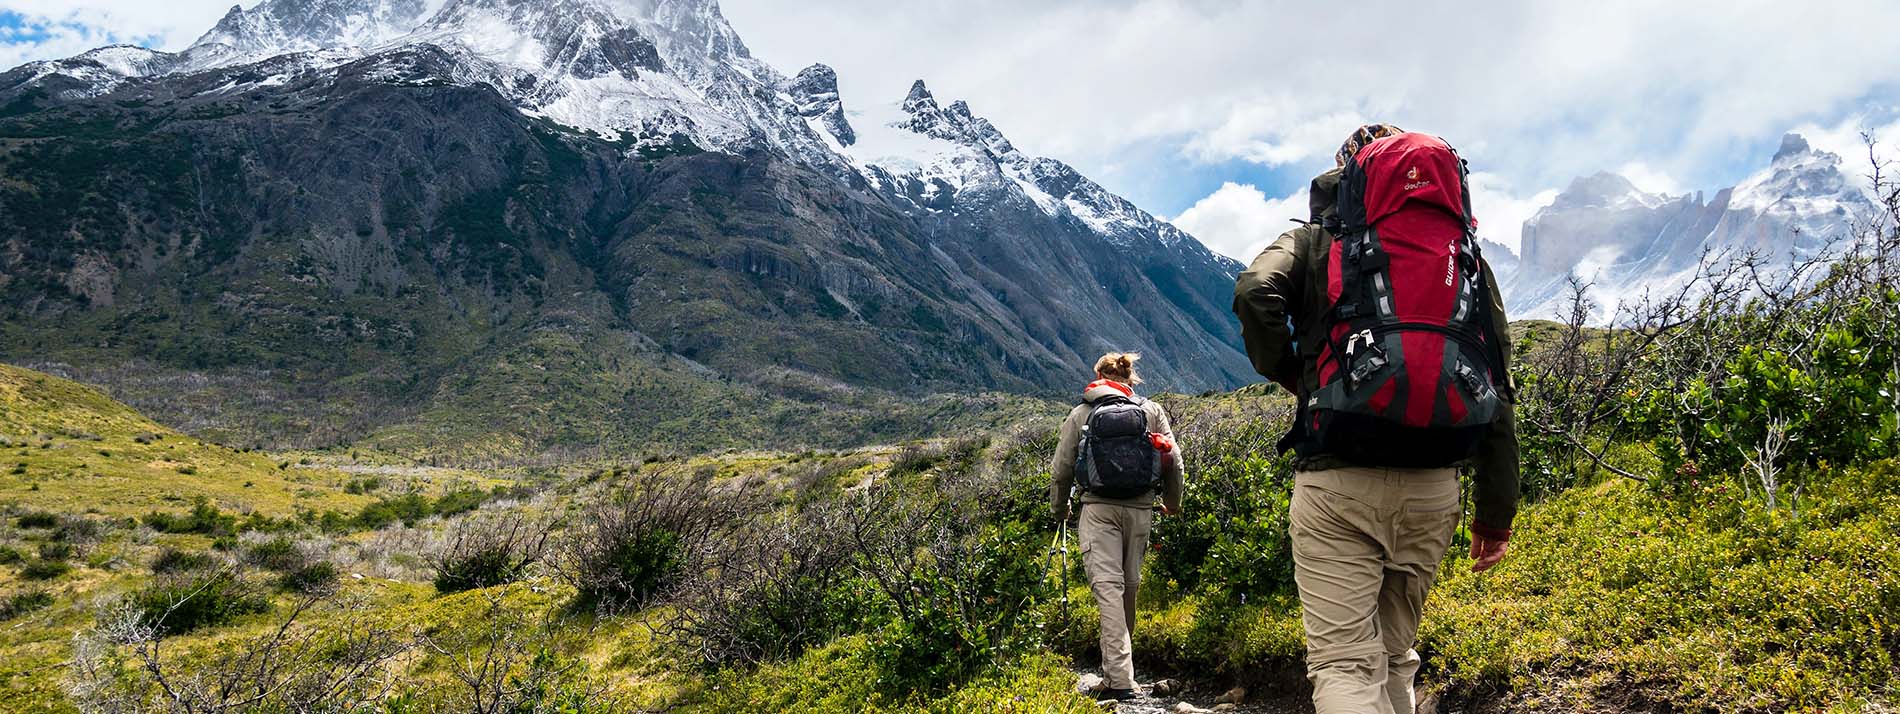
1050, 352, 1184, 702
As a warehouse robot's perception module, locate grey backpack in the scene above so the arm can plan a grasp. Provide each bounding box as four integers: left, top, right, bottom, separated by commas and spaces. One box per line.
1076, 395, 1161, 499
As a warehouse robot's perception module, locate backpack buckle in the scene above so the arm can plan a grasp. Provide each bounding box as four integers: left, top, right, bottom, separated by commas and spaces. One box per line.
1348, 347, 1387, 386
1455, 363, 1488, 397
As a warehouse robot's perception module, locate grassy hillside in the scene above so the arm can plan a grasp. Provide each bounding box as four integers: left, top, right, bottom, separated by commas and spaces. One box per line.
0, 362, 377, 516
5, 309, 1899, 714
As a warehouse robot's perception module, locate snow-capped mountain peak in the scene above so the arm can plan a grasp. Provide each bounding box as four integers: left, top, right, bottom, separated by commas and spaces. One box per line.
0, 0, 1257, 393
7, 0, 1223, 262
193, 0, 443, 61
783, 63, 854, 147
1729, 133, 1859, 216
1501, 132, 1876, 320
1552, 171, 1668, 211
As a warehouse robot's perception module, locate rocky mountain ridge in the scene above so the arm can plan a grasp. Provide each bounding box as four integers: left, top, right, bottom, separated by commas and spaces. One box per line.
1495, 133, 1877, 319
0, 0, 1251, 455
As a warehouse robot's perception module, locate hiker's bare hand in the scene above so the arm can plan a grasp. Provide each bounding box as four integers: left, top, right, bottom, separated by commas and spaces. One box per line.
1160, 504, 1179, 516
1469, 533, 1508, 573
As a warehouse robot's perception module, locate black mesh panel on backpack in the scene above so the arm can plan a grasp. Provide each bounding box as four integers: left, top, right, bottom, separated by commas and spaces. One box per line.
1077, 396, 1162, 499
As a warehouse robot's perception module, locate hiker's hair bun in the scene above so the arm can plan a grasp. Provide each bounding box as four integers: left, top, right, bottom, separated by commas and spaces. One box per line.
1094, 352, 1142, 385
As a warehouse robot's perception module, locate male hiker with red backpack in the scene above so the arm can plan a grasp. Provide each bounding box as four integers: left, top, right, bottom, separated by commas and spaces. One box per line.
1051, 352, 1184, 702
1233, 124, 1519, 714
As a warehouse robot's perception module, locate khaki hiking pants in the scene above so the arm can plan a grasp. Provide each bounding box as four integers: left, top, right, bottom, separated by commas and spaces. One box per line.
1079, 501, 1153, 690
1291, 466, 1460, 714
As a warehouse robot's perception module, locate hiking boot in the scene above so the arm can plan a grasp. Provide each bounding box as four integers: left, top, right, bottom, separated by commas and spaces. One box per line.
1099, 687, 1137, 702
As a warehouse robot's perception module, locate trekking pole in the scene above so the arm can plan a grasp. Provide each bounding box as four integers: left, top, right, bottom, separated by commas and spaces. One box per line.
1055, 517, 1070, 628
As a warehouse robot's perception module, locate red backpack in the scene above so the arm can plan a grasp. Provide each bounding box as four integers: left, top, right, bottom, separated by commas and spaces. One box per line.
1301, 132, 1508, 467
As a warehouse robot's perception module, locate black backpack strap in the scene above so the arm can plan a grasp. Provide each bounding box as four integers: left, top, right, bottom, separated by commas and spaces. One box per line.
1329, 149, 1397, 395
1448, 146, 1514, 404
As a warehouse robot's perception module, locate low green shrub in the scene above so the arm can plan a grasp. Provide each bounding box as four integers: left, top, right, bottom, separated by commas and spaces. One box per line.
0, 545, 23, 564
847, 489, 1051, 693
1131, 402, 1295, 604
0, 589, 53, 621
1421, 459, 1900, 710
142, 498, 236, 536
430, 513, 548, 594
278, 561, 338, 595
149, 547, 215, 574
241, 536, 303, 571
353, 489, 489, 531
36, 541, 73, 561
130, 571, 270, 636
14, 510, 58, 528
19, 559, 71, 580
696, 636, 1095, 713
556, 472, 742, 612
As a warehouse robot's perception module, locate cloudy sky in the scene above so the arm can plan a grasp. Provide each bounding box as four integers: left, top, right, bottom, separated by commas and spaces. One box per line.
4, 0, 1899, 261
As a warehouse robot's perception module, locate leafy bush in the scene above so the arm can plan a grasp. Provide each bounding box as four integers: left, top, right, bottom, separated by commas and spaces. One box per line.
240, 536, 304, 572
20, 558, 71, 580
352, 489, 490, 531
842, 485, 1050, 692
0, 545, 22, 564
1140, 396, 1307, 603
0, 590, 53, 621
129, 570, 270, 636
14, 510, 58, 529
150, 547, 215, 574
430, 511, 549, 594
666, 501, 866, 666
36, 541, 73, 561
555, 471, 746, 611
352, 494, 433, 530
277, 561, 338, 595
142, 498, 236, 536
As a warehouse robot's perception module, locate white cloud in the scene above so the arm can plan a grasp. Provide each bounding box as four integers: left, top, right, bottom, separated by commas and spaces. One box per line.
1167, 182, 1308, 262
0, 1, 234, 62
1790, 112, 1900, 190
1170, 173, 1554, 261
7, 0, 1899, 233
1615, 162, 1683, 196
1467, 172, 1558, 255
1182, 99, 1367, 167
723, 0, 1900, 211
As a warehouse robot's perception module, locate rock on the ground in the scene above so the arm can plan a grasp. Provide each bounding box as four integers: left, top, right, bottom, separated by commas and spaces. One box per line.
1212, 705, 1237, 713
1076, 672, 1106, 695
1214, 687, 1247, 705
1171, 703, 1210, 714
1151, 679, 1183, 697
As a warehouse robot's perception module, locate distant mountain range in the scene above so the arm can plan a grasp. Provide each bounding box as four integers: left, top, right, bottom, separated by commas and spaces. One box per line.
0, 0, 1250, 456
1491, 133, 1876, 319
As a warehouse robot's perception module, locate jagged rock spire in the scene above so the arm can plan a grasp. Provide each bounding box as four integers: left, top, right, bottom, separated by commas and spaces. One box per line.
784, 63, 855, 146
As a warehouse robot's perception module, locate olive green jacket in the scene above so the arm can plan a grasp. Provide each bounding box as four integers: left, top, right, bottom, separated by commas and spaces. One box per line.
1232, 168, 1521, 539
